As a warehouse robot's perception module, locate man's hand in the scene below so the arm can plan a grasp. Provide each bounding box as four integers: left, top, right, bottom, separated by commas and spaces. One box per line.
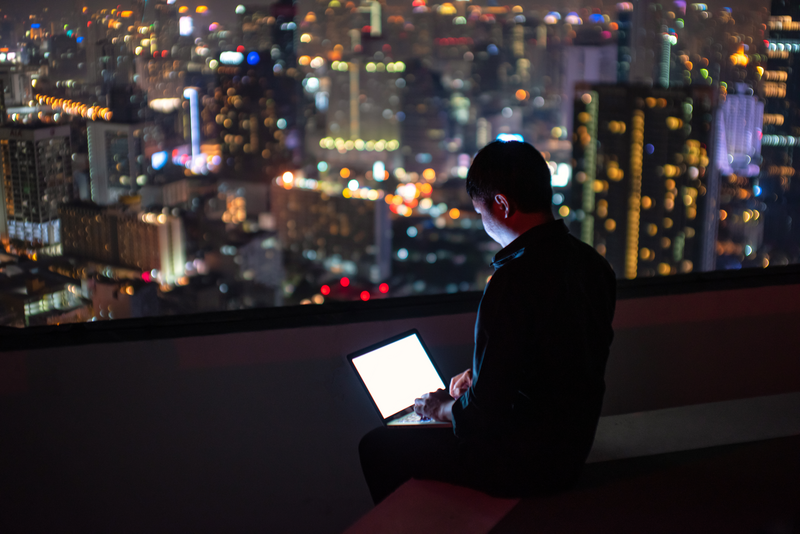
449, 369, 473, 399
414, 389, 455, 422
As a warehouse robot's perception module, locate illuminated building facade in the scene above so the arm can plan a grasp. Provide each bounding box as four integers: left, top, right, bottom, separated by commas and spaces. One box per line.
87, 121, 147, 205
213, 47, 299, 180
748, 6, 800, 266
0, 270, 84, 327
60, 202, 187, 285
236, 5, 275, 52
570, 84, 717, 279
0, 124, 73, 252
271, 181, 389, 285
0, 65, 29, 107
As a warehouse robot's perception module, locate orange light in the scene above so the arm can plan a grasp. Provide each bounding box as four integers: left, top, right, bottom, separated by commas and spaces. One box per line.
120, 10, 133, 17
422, 168, 436, 181
196, 5, 208, 13
340, 277, 350, 287
515, 89, 528, 101
340, 168, 351, 178
360, 291, 370, 301
379, 283, 389, 294
729, 46, 748, 66
420, 183, 432, 195
449, 208, 460, 219
321, 285, 331, 295
179, 6, 189, 13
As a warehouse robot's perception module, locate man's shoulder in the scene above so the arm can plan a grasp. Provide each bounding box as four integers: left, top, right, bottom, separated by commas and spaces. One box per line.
489, 233, 615, 292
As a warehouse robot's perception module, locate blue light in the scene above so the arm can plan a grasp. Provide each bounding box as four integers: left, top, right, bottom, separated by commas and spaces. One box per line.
31, 23, 41, 29
246, 51, 260, 65
753, 185, 762, 196
151, 151, 168, 170
645, 144, 655, 154
496, 133, 525, 142
487, 44, 499, 55
77, 36, 84, 43
589, 14, 605, 23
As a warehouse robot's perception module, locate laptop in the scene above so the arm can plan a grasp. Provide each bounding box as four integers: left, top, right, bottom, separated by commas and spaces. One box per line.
347, 329, 452, 427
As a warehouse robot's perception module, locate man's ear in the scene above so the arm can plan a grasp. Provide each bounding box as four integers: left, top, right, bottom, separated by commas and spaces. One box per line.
494, 194, 513, 218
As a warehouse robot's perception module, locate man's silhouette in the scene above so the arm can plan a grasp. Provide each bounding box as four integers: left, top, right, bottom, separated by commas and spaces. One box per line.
359, 141, 616, 504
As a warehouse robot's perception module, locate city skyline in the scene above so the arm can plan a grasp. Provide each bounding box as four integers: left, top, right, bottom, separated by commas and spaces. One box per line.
0, 0, 798, 326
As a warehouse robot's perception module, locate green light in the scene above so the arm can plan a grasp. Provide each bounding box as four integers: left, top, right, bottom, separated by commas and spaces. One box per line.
700, 69, 709, 79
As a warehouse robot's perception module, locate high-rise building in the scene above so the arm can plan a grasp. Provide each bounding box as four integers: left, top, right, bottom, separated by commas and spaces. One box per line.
271, 180, 391, 284
753, 5, 800, 266
60, 202, 187, 284
0, 124, 73, 253
212, 47, 299, 180
236, 4, 275, 52
87, 121, 147, 205
569, 84, 718, 279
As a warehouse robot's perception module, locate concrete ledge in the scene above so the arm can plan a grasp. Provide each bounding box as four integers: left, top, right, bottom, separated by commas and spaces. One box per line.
343, 479, 518, 534
345, 392, 800, 534
588, 391, 800, 462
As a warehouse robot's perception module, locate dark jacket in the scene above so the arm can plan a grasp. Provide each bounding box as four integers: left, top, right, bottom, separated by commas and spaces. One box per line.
451, 219, 616, 487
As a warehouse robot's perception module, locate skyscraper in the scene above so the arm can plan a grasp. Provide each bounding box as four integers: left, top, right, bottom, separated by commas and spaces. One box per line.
570, 84, 718, 279
60, 202, 187, 285
0, 124, 73, 254
755, 5, 800, 265
86, 121, 147, 205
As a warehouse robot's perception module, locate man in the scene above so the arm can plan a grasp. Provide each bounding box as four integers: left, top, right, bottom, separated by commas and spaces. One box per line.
359, 141, 616, 504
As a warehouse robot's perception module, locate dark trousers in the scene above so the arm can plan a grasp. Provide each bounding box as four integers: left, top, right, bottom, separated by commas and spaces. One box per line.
358, 426, 575, 505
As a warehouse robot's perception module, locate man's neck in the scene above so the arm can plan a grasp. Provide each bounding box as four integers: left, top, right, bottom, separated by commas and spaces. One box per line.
498, 212, 555, 248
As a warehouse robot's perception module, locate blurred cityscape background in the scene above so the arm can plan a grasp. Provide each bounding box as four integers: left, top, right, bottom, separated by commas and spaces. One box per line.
0, 0, 797, 326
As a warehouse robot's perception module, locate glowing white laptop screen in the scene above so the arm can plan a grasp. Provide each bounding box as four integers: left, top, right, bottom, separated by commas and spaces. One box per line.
351, 333, 446, 419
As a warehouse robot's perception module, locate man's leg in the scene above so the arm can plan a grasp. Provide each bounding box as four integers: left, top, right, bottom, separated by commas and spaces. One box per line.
358, 426, 464, 504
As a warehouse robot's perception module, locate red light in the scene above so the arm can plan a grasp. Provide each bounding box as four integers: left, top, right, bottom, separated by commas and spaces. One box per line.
321, 285, 331, 295
142, 272, 151, 282
87, 21, 92, 27
360, 291, 370, 301
340, 277, 350, 287
379, 283, 389, 294
161, 50, 168, 58
153, 51, 159, 58
237, 45, 245, 52
362, 25, 371, 33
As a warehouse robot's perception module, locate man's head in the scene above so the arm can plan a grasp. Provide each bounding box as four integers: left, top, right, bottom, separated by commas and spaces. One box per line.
466, 141, 554, 246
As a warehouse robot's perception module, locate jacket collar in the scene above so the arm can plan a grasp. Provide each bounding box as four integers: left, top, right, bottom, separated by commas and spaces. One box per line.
491, 219, 569, 269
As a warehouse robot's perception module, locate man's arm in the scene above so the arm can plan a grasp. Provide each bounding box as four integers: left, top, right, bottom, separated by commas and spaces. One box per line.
451, 271, 533, 438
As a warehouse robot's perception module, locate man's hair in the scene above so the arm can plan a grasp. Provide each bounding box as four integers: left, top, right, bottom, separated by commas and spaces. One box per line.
466, 141, 553, 213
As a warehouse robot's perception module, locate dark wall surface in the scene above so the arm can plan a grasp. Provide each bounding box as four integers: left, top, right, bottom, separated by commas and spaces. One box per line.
1, 283, 799, 533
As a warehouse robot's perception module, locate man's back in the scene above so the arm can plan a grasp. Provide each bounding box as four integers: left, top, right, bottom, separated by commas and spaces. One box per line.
451, 219, 616, 488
